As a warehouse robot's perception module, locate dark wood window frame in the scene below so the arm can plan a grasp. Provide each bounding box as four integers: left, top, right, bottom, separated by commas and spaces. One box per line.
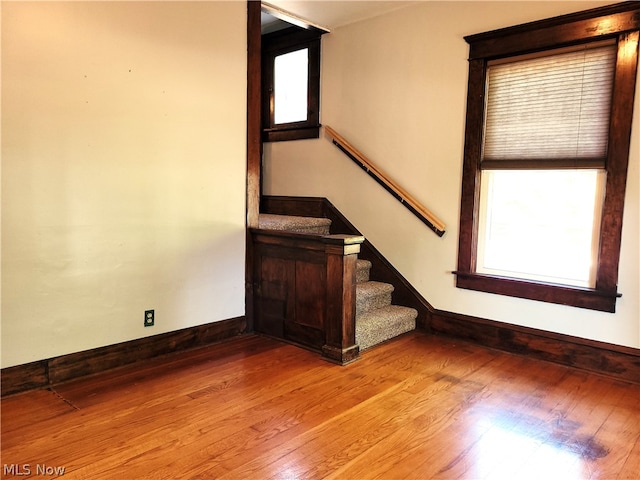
456, 2, 640, 313
262, 27, 323, 142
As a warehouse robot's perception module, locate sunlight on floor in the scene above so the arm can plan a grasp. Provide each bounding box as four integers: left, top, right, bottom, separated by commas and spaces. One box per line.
279, 468, 300, 480
470, 412, 592, 480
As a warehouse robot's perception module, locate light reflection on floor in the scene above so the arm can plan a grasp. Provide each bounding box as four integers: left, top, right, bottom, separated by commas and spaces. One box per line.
467, 409, 604, 480
278, 468, 300, 480
272, 402, 611, 480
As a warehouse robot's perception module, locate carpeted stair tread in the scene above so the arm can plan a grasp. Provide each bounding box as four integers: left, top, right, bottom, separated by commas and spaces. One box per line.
258, 214, 331, 235
356, 281, 394, 315
356, 305, 417, 351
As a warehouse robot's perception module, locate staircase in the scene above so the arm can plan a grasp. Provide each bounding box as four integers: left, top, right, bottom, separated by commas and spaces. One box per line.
258, 213, 417, 351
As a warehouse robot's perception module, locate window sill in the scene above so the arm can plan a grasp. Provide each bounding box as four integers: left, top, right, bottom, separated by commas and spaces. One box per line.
263, 125, 320, 143
454, 271, 620, 313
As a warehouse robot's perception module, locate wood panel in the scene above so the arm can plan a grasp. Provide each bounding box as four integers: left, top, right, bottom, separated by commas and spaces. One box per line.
253, 236, 326, 350
261, 195, 326, 219
256, 256, 292, 338
251, 228, 363, 362
1, 317, 246, 397
3, 333, 639, 479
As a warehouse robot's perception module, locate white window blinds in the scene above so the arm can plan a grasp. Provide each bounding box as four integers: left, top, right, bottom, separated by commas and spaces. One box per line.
482, 42, 617, 169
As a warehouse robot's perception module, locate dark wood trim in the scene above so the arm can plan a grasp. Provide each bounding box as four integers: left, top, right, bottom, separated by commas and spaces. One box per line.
246, 0, 261, 229
261, 195, 326, 218
457, 58, 485, 275
596, 30, 640, 294
465, 2, 640, 60
1, 317, 247, 397
480, 158, 607, 170
455, 272, 618, 313
261, 27, 324, 54
263, 125, 320, 143
0, 361, 49, 398
246, 0, 262, 333
430, 309, 640, 385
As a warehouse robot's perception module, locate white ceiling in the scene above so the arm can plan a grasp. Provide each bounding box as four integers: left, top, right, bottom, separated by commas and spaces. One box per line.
264, 1, 416, 31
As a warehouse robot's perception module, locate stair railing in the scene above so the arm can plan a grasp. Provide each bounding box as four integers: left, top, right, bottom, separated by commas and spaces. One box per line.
324, 125, 446, 237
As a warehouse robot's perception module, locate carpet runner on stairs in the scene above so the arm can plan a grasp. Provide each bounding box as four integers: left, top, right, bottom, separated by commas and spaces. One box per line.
259, 214, 417, 351
258, 214, 332, 235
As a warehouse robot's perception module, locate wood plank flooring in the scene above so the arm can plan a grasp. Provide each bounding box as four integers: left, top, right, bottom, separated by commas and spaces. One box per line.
2, 332, 639, 479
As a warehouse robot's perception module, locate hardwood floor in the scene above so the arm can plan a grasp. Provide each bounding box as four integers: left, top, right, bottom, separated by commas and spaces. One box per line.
2, 332, 639, 479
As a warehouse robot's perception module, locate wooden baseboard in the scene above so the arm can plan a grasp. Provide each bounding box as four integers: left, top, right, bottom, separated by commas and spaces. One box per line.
1, 317, 247, 397
430, 309, 640, 385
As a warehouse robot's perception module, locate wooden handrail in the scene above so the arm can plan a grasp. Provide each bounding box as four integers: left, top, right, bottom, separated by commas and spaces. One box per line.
324, 125, 446, 237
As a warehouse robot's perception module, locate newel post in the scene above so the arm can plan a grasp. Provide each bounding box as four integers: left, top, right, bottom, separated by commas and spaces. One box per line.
321, 234, 365, 365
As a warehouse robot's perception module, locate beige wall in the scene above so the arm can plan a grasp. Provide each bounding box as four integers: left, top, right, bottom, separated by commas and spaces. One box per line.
1, 1, 247, 368
264, 1, 640, 348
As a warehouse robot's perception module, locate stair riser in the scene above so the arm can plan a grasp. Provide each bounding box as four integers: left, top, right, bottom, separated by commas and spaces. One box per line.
356, 292, 392, 316
356, 316, 416, 351
258, 214, 331, 235
356, 265, 371, 284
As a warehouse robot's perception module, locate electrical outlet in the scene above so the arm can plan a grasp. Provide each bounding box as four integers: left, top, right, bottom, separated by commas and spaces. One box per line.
144, 309, 154, 327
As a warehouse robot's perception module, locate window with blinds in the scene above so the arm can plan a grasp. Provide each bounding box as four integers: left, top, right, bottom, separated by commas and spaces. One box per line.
482, 41, 617, 170
457, 3, 639, 312
477, 41, 617, 289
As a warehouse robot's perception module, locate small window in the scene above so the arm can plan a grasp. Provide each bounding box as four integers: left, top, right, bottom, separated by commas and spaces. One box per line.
273, 48, 309, 124
262, 28, 322, 142
456, 3, 640, 312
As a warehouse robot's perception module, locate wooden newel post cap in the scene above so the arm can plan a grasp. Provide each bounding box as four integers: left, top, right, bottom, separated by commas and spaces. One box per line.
322, 234, 365, 256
